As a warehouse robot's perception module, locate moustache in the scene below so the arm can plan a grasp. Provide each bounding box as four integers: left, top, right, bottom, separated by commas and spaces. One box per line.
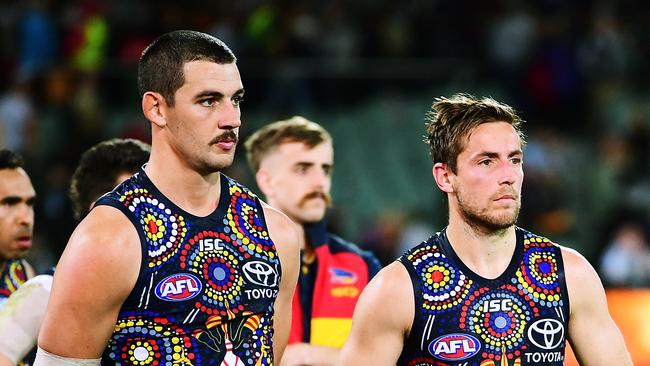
13, 228, 33, 238
300, 191, 332, 207
491, 189, 519, 201
210, 131, 238, 145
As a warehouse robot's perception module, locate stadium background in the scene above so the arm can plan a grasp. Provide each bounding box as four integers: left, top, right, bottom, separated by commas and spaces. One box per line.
0, 0, 649, 363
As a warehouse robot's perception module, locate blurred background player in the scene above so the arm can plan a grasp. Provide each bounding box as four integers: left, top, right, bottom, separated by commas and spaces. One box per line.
0, 149, 36, 366
0, 139, 150, 366
0, 149, 35, 307
245, 116, 381, 365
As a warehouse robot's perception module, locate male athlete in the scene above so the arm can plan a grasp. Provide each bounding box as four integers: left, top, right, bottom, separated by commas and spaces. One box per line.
337, 94, 632, 365
0, 138, 150, 366
37, 30, 300, 365
245, 117, 380, 365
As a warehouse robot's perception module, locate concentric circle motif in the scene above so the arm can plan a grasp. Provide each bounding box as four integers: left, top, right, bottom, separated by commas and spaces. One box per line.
180, 231, 245, 316
107, 315, 200, 366
121, 188, 188, 269
515, 237, 562, 307
408, 245, 474, 313
459, 285, 538, 361
225, 183, 276, 261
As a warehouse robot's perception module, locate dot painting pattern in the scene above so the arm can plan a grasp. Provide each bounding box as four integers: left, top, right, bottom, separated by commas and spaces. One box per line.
102, 173, 279, 365
398, 229, 568, 366
120, 188, 188, 270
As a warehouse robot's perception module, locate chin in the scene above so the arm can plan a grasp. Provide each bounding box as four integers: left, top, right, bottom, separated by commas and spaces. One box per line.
200, 156, 235, 173
297, 211, 326, 224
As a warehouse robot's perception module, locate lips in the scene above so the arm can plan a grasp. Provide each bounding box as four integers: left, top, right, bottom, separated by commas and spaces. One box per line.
215, 140, 236, 150
211, 131, 238, 151
15, 236, 32, 249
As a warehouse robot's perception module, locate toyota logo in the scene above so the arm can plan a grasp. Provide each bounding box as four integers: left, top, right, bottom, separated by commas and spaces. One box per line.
243, 261, 278, 287
527, 318, 564, 350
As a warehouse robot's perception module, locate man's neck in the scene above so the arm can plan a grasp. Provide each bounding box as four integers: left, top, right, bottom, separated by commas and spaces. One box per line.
145, 150, 222, 217
445, 217, 517, 279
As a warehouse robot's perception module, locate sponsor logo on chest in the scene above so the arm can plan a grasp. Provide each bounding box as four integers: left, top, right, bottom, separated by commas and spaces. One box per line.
524, 318, 565, 363
199, 238, 225, 251
242, 261, 279, 287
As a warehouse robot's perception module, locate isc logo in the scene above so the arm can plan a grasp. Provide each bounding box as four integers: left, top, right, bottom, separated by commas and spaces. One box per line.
482, 298, 512, 312
429, 333, 481, 361
199, 238, 224, 251
155, 273, 202, 301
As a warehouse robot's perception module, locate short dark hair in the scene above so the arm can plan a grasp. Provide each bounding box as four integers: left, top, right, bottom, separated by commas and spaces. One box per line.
69, 138, 150, 221
425, 94, 525, 173
138, 30, 237, 106
0, 149, 25, 170
244, 116, 332, 172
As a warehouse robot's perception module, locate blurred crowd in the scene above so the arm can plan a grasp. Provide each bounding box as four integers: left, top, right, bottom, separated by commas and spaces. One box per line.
1, 0, 650, 286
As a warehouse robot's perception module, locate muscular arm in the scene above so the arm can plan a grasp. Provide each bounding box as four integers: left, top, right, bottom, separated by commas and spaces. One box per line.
37, 206, 141, 358
336, 262, 413, 366
263, 204, 301, 365
563, 247, 632, 365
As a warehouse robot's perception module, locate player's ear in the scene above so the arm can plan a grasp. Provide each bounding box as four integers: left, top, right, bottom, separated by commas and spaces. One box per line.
142, 92, 168, 128
433, 162, 454, 193
256, 169, 273, 197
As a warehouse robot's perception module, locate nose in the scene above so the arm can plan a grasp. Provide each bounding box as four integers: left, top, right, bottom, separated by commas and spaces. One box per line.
17, 203, 34, 228
499, 160, 520, 185
218, 100, 242, 129
310, 168, 330, 191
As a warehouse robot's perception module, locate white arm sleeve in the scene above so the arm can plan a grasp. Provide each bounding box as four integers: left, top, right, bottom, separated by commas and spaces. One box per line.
0, 275, 52, 364
33, 348, 100, 366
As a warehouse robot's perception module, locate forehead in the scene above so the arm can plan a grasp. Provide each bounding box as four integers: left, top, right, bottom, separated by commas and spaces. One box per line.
462, 122, 521, 151
180, 60, 242, 92
263, 141, 333, 166
0, 168, 35, 197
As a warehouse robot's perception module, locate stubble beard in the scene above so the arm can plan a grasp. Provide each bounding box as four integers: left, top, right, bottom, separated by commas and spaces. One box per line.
456, 192, 520, 235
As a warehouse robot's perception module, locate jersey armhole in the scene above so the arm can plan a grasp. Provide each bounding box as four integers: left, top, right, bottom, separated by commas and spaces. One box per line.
94, 199, 149, 308
397, 257, 420, 340
557, 245, 571, 324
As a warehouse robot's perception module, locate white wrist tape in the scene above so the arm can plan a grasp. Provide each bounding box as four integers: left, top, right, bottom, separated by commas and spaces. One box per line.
33, 348, 101, 366
0, 275, 52, 364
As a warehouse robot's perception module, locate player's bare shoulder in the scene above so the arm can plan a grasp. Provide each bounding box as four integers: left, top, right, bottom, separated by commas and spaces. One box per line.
559, 246, 599, 284
259, 200, 302, 256
55, 205, 141, 296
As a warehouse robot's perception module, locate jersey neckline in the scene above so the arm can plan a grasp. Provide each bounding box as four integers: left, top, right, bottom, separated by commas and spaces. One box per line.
438, 226, 524, 285
137, 166, 231, 221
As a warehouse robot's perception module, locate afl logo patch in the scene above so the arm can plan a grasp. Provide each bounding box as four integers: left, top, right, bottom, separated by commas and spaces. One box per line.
429, 333, 481, 361
155, 273, 202, 301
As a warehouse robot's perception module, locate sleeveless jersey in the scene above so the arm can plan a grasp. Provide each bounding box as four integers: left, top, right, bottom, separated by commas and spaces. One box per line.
95, 169, 281, 366
0, 259, 28, 308
397, 227, 569, 366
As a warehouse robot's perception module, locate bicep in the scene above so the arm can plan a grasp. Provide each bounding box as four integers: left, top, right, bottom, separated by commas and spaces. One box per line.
565, 249, 632, 365
38, 209, 140, 358
264, 207, 301, 362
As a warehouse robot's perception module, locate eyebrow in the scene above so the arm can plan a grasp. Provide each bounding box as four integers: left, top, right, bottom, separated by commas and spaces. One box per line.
474, 150, 523, 159
0, 195, 36, 205
194, 88, 245, 101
